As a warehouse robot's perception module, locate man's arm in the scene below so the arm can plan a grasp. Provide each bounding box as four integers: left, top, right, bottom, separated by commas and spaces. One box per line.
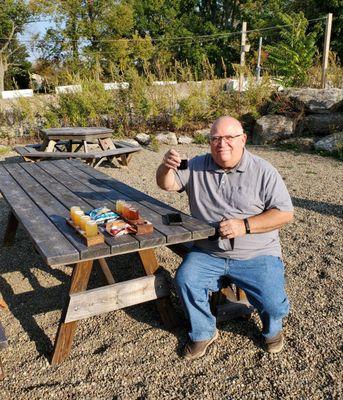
219, 209, 294, 239
156, 149, 182, 191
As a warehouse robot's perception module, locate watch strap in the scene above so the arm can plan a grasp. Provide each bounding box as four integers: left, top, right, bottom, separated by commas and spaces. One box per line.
243, 218, 251, 234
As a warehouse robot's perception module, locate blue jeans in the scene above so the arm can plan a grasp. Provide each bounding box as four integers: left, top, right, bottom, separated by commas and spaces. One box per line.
175, 250, 289, 342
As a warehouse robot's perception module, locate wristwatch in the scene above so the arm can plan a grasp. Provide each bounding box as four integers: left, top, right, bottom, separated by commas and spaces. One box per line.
243, 218, 251, 234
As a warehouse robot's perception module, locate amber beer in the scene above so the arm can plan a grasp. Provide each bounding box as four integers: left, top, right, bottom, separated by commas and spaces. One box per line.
73, 210, 84, 227
85, 220, 98, 237
80, 215, 91, 231
70, 206, 81, 223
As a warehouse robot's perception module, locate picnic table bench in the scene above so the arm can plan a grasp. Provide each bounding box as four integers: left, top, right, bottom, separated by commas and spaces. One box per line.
0, 159, 215, 364
15, 127, 141, 168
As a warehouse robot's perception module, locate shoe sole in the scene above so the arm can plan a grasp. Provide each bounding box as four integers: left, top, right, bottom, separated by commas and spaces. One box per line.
184, 330, 219, 360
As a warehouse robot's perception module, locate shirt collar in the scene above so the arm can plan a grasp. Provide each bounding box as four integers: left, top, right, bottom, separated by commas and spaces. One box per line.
208, 148, 249, 173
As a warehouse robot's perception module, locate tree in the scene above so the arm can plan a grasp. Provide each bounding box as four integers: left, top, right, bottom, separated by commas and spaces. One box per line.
32, 0, 142, 80
0, 0, 31, 92
292, 0, 343, 62
265, 12, 318, 86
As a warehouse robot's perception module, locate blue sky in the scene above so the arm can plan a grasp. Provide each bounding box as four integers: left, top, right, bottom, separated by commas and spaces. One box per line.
20, 20, 52, 62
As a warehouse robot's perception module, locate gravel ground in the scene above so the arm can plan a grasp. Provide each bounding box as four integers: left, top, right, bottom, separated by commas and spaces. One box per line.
0, 144, 342, 400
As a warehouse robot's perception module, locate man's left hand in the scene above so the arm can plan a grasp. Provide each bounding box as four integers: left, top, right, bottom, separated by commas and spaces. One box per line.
219, 218, 246, 239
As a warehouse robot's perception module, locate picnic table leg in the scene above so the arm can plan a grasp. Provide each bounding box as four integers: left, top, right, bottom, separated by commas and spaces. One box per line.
119, 155, 129, 167
83, 140, 89, 153
3, 211, 19, 246
41, 139, 57, 152
138, 249, 178, 329
0, 357, 4, 380
50, 260, 93, 365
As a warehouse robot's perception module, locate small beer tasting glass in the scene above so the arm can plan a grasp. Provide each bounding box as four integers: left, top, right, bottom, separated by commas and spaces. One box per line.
85, 220, 98, 237
73, 210, 84, 227
70, 206, 81, 222
177, 153, 188, 170
80, 215, 91, 231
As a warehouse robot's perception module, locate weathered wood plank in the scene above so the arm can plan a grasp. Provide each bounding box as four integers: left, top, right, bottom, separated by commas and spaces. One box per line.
0, 322, 8, 349
3, 211, 19, 246
51, 260, 93, 365
8, 163, 110, 260
0, 166, 79, 265
0, 357, 4, 381
138, 248, 179, 328
65, 274, 170, 323
64, 160, 198, 245
68, 159, 215, 242
52, 160, 169, 248
98, 258, 115, 285
36, 161, 140, 255
40, 127, 113, 141
14, 145, 140, 160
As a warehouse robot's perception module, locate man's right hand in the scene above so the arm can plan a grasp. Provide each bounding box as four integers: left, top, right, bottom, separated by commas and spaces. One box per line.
162, 149, 182, 170
156, 149, 182, 191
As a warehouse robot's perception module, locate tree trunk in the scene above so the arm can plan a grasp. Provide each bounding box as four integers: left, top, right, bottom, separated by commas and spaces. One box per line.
0, 54, 8, 93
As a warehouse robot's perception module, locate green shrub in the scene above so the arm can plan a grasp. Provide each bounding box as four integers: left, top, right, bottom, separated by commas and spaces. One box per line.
193, 133, 208, 145
265, 12, 318, 87
44, 79, 116, 127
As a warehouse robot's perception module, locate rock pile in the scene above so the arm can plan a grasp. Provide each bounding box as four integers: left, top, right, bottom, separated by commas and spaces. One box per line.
253, 88, 343, 155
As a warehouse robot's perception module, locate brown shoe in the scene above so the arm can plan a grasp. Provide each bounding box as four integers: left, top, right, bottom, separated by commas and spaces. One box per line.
182, 330, 219, 360
265, 331, 284, 353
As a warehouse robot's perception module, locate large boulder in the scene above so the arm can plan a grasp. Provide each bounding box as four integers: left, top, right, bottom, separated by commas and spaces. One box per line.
314, 132, 343, 153
298, 113, 343, 136
253, 115, 295, 144
135, 133, 151, 145
178, 135, 193, 144
286, 88, 343, 114
194, 128, 211, 137
120, 138, 140, 147
156, 132, 178, 145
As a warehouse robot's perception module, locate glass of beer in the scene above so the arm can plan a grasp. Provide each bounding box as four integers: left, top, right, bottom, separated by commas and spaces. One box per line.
116, 200, 125, 214
73, 210, 84, 227
85, 220, 98, 237
80, 215, 91, 231
70, 206, 81, 221
178, 154, 188, 170
128, 207, 139, 220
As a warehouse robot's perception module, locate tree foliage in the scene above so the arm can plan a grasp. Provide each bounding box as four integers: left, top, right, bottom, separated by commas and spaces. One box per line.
0, 0, 31, 91
2, 1, 343, 88
265, 12, 318, 86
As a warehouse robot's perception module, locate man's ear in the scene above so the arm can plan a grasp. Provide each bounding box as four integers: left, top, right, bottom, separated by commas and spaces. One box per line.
242, 133, 248, 144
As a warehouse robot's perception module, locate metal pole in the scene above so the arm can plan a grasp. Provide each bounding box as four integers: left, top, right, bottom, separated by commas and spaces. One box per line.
321, 13, 333, 89
256, 37, 263, 82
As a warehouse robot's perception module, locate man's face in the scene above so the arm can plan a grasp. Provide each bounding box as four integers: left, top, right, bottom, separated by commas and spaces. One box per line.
210, 120, 247, 169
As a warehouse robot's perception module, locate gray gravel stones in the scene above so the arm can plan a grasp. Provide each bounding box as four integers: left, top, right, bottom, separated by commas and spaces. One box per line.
0, 145, 342, 399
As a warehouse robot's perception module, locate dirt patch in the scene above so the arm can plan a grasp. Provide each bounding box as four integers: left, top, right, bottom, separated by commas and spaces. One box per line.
0, 144, 342, 399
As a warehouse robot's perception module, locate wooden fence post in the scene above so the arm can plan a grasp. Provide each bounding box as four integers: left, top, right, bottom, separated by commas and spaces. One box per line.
321, 13, 333, 89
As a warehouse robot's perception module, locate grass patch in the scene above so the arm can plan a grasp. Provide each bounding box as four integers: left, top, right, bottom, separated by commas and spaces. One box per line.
0, 146, 11, 155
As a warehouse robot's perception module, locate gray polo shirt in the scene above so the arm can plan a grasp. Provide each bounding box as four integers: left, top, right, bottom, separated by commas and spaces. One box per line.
175, 149, 293, 260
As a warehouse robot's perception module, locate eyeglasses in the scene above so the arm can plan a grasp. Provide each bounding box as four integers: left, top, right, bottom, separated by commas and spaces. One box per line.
209, 134, 244, 144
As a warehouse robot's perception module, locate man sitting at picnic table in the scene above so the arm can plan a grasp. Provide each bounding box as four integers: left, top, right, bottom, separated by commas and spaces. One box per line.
156, 116, 294, 359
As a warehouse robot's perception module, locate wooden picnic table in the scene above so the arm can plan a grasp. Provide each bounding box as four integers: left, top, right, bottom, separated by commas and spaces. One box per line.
0, 159, 214, 365
40, 127, 114, 153
15, 127, 141, 168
